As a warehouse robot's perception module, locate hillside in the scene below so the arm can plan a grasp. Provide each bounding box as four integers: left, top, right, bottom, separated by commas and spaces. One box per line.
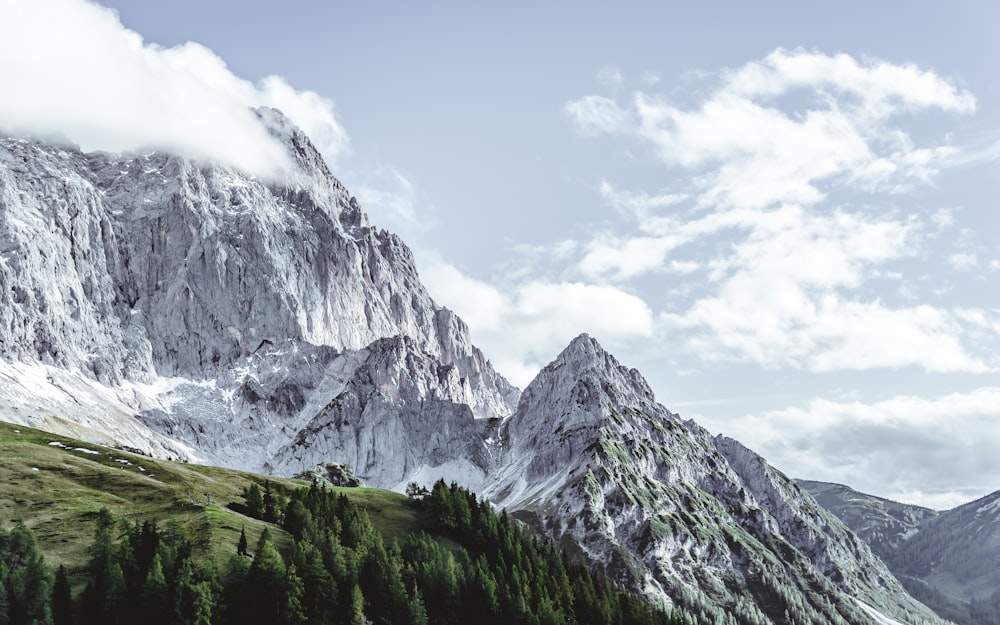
0, 420, 680, 625
796, 480, 937, 560
802, 479, 1000, 625
0, 420, 413, 571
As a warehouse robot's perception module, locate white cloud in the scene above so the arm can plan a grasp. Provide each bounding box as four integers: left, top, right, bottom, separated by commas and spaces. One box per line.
948, 252, 978, 270
562, 49, 992, 373
419, 255, 654, 387
724, 48, 976, 115
567, 48, 974, 211
0, 0, 349, 177
727, 388, 1000, 509
565, 96, 632, 137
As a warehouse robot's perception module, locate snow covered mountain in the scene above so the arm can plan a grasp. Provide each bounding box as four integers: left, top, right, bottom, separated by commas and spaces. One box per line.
0, 116, 950, 625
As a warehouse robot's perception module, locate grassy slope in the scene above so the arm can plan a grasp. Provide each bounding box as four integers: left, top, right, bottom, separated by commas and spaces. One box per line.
0, 420, 421, 576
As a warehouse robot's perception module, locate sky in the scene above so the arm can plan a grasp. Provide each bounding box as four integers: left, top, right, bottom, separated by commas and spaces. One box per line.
2, 0, 999, 509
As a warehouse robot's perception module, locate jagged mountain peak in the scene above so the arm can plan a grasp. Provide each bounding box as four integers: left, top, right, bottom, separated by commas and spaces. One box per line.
1, 121, 952, 625
484, 337, 949, 625
253, 106, 337, 185
524, 333, 657, 417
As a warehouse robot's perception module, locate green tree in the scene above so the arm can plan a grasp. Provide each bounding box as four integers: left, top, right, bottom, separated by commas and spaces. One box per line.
4, 521, 53, 625
141, 553, 169, 625
245, 483, 263, 520
52, 565, 73, 625
237, 527, 248, 557
190, 581, 214, 625
349, 584, 369, 625
0, 563, 10, 625
249, 532, 286, 625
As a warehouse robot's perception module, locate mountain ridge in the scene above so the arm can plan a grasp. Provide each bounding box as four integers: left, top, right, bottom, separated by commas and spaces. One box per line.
803, 479, 1000, 625
487, 334, 948, 625
0, 119, 953, 625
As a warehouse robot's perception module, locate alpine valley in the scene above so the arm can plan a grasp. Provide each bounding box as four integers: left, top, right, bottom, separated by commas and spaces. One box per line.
0, 111, 963, 625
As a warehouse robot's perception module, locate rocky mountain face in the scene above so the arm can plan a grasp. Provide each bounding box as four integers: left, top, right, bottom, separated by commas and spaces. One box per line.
805, 481, 1000, 625
485, 335, 948, 625
0, 118, 951, 625
0, 111, 517, 480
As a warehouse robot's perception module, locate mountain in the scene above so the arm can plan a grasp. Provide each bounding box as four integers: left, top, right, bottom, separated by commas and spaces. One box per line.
486, 334, 947, 625
0, 110, 516, 485
804, 480, 1000, 625
797, 480, 938, 560
0, 118, 951, 625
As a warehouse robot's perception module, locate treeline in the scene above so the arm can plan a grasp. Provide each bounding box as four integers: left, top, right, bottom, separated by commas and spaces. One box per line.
405, 480, 683, 625
1, 480, 687, 625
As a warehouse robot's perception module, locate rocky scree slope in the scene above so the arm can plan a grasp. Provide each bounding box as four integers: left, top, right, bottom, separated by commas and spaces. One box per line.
0, 110, 517, 476
486, 335, 950, 625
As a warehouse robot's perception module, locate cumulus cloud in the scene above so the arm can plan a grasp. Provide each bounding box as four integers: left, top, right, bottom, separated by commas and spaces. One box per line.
568, 50, 974, 210
562, 49, 990, 373
0, 0, 349, 177
729, 388, 1000, 509
419, 255, 655, 387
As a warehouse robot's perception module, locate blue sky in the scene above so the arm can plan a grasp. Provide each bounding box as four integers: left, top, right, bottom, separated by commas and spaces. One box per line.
2, 0, 999, 508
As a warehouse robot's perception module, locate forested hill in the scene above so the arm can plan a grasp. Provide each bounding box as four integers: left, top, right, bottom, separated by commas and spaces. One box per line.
0, 421, 685, 624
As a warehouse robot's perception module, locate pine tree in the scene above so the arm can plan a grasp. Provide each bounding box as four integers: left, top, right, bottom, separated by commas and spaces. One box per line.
190, 581, 214, 625
0, 563, 10, 625
284, 564, 306, 625
52, 565, 73, 625
263, 482, 278, 524
237, 526, 248, 557
245, 483, 264, 520
249, 531, 286, 625
350, 584, 369, 625
142, 553, 169, 625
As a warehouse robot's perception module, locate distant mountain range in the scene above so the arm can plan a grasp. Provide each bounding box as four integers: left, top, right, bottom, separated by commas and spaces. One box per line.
800, 480, 1000, 625
0, 110, 965, 624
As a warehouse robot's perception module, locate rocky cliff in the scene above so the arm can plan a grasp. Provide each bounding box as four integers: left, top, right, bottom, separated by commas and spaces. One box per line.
0, 111, 517, 478
486, 335, 950, 625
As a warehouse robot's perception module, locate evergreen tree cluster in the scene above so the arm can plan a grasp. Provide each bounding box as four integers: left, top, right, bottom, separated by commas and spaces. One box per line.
2, 478, 688, 624
411, 480, 684, 625
0, 520, 54, 625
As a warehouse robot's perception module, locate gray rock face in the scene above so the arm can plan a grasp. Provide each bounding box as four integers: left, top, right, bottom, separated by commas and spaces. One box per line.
0, 113, 517, 478
486, 334, 949, 625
